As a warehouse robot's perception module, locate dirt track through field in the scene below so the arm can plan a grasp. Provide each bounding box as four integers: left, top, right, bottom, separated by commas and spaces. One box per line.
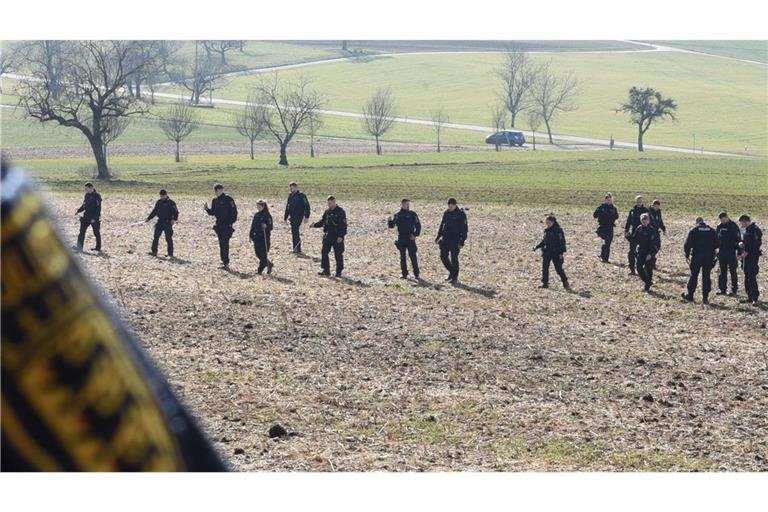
50, 196, 768, 471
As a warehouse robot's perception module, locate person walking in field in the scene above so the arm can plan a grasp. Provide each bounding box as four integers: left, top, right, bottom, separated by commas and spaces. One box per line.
681, 217, 718, 304
388, 198, 421, 280
633, 212, 659, 292
738, 214, 763, 306
715, 212, 741, 297
203, 183, 238, 269
534, 214, 569, 289
648, 199, 666, 269
284, 181, 311, 254
624, 195, 649, 275
144, 189, 179, 258
73, 182, 102, 252
593, 193, 619, 263
249, 200, 274, 275
435, 197, 468, 284
311, 196, 347, 277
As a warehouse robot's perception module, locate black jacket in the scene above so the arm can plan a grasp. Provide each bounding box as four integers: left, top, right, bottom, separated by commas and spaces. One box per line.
205, 194, 238, 226
593, 203, 619, 229
284, 191, 310, 222
146, 197, 179, 224
742, 223, 763, 257
312, 206, 347, 238
535, 224, 567, 255
76, 191, 102, 221
249, 210, 273, 244
684, 222, 718, 262
633, 224, 659, 255
715, 220, 741, 253
436, 208, 468, 245
388, 209, 421, 241
648, 208, 666, 233
625, 205, 650, 233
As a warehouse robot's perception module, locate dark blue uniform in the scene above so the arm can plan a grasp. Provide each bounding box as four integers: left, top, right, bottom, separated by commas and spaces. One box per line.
284, 191, 311, 253
648, 208, 666, 252
436, 208, 468, 281
76, 190, 102, 251
683, 222, 718, 301
388, 209, 421, 278
146, 197, 179, 257
205, 193, 238, 266
633, 224, 659, 290
715, 220, 741, 294
593, 202, 619, 262
624, 205, 650, 272
312, 206, 347, 276
249, 209, 273, 274
535, 223, 569, 288
741, 223, 763, 303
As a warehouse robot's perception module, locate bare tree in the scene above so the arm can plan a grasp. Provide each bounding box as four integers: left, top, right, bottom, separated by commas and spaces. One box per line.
159, 102, 200, 162
527, 111, 542, 151
529, 62, 578, 143
0, 42, 22, 94
495, 46, 537, 127
431, 108, 450, 153
125, 41, 178, 104
101, 116, 131, 164
617, 86, 678, 152
170, 40, 225, 106
234, 93, 267, 160
254, 74, 324, 166
201, 41, 245, 66
362, 87, 397, 155
14, 41, 68, 98
17, 40, 155, 179
490, 103, 508, 152
307, 111, 324, 158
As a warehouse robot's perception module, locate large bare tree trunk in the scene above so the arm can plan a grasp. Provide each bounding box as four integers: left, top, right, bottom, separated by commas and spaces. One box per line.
637, 125, 644, 152
175, 140, 180, 162
375, 135, 381, 155
87, 136, 110, 180
279, 142, 289, 166
250, 140, 255, 160
545, 119, 553, 144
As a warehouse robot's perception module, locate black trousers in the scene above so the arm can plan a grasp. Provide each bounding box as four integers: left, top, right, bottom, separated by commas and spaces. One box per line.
597, 227, 613, 261
439, 241, 460, 279
744, 255, 760, 302
627, 236, 638, 271
289, 218, 303, 253
636, 251, 655, 290
397, 239, 419, 277
77, 217, 101, 250
321, 236, 344, 275
151, 223, 174, 256
214, 224, 233, 265
718, 252, 739, 293
253, 238, 271, 273
542, 251, 568, 286
687, 259, 713, 299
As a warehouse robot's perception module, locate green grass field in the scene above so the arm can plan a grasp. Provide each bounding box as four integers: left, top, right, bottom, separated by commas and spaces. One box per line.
213, 51, 768, 155
22, 151, 768, 216
650, 40, 768, 63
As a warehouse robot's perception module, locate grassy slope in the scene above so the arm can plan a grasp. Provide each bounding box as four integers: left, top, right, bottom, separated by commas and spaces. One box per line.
21, 151, 768, 216
215, 51, 768, 155
650, 40, 768, 63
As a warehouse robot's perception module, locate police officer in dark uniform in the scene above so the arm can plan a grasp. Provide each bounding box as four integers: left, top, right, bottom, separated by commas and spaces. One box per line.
534, 214, 569, 289
593, 192, 619, 262
633, 212, 659, 292
649, 199, 666, 267
624, 195, 650, 275
203, 183, 238, 269
681, 217, 718, 304
738, 214, 763, 306
387, 198, 421, 280
284, 181, 311, 254
74, 182, 102, 252
312, 196, 347, 277
250, 199, 274, 275
435, 197, 468, 283
715, 212, 741, 296
144, 189, 179, 258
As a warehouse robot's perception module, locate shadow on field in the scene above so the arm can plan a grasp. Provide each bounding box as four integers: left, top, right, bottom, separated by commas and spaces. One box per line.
336, 276, 371, 288
266, 274, 295, 285
414, 278, 441, 289
224, 268, 255, 279
80, 250, 111, 259
167, 257, 192, 265
566, 287, 592, 298
452, 282, 497, 298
